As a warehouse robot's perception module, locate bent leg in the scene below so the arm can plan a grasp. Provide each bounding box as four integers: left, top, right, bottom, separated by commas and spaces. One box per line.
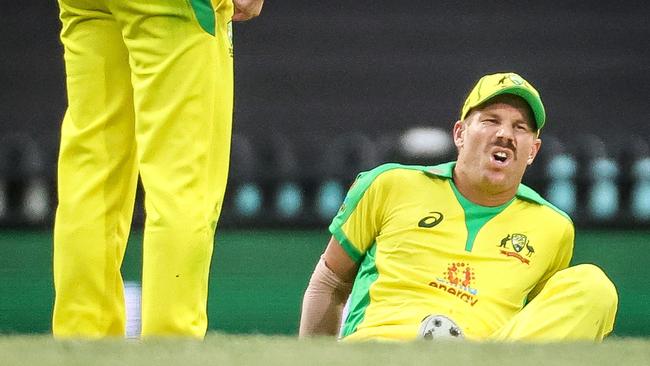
53, 0, 138, 338
491, 264, 618, 342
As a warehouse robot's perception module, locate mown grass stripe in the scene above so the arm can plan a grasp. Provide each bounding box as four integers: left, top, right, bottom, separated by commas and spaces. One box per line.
0, 334, 648, 366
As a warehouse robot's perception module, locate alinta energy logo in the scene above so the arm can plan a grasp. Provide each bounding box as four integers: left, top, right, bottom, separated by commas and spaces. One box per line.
498, 233, 535, 264
428, 262, 479, 307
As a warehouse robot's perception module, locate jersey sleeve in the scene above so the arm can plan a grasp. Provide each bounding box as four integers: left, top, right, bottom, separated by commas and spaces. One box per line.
328, 164, 397, 262
527, 219, 575, 300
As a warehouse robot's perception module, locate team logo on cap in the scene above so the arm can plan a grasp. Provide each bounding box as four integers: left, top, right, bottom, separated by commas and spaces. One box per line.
498, 74, 525, 87
510, 74, 525, 85
498, 233, 534, 264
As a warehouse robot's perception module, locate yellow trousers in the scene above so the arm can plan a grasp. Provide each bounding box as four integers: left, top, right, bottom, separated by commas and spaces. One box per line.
490, 264, 618, 341
53, 0, 234, 338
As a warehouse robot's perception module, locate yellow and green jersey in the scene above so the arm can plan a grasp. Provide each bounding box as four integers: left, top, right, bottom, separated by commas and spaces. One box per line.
330, 162, 574, 341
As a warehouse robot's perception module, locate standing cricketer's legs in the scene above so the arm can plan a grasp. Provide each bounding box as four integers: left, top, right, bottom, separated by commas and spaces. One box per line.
114, 0, 234, 337
53, 0, 139, 338
490, 264, 618, 341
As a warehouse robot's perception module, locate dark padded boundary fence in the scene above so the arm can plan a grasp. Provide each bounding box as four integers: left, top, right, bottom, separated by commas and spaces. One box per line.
1, 229, 648, 336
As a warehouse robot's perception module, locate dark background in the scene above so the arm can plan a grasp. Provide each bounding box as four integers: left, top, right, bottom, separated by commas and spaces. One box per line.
1, 0, 650, 338
3, 1, 649, 141
1, 1, 650, 229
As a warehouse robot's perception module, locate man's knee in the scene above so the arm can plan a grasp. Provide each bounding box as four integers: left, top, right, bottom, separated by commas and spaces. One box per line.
558, 264, 618, 313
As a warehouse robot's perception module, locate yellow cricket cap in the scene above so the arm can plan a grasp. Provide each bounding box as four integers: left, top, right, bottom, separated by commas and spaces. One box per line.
460, 72, 546, 130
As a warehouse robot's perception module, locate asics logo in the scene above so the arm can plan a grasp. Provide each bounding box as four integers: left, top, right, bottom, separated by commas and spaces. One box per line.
418, 211, 444, 228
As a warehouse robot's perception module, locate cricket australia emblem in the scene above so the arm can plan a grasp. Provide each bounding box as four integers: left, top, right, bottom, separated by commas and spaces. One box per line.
498, 233, 534, 264
227, 21, 233, 57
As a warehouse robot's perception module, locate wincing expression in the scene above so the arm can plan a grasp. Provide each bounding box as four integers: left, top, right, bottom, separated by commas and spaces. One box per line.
453, 95, 542, 195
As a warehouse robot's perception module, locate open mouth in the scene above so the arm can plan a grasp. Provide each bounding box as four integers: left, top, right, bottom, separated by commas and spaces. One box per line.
491, 149, 513, 165
493, 151, 508, 163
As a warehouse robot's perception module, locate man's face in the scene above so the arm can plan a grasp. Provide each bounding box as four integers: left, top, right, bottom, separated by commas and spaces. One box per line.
453, 95, 542, 194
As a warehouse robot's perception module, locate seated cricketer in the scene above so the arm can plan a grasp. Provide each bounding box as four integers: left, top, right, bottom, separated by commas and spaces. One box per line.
298, 72, 618, 342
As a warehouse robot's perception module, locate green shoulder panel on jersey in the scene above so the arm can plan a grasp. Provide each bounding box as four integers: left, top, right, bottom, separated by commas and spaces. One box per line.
515, 184, 573, 223
422, 160, 456, 179
189, 0, 216, 36
329, 163, 430, 262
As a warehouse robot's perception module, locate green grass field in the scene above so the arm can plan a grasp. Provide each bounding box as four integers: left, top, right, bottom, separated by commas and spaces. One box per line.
1, 334, 649, 366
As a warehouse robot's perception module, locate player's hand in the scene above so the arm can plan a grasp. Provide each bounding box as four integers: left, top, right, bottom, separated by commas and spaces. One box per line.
232, 0, 264, 21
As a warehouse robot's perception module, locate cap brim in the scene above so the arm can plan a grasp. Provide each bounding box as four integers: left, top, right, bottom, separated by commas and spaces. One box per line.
486, 86, 546, 130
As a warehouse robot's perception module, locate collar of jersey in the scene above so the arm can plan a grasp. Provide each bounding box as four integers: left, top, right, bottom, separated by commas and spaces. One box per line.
422, 161, 547, 206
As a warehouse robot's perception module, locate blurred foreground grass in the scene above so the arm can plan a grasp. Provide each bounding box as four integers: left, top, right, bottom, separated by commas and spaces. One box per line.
1, 333, 649, 366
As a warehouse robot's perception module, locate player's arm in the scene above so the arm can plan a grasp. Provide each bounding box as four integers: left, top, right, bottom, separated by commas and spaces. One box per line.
298, 236, 359, 337
232, 0, 264, 21
299, 165, 396, 337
